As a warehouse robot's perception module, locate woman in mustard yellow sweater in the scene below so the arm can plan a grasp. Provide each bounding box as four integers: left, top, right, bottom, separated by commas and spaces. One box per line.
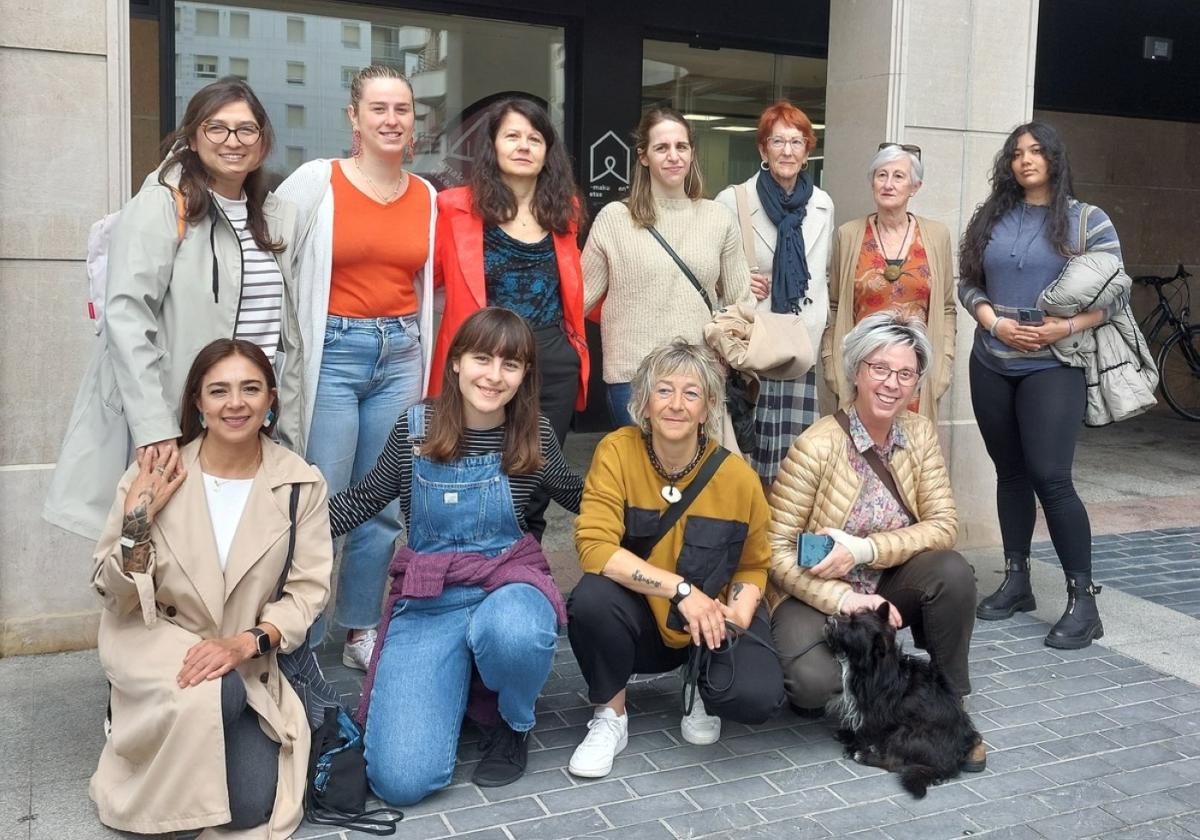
566, 340, 784, 779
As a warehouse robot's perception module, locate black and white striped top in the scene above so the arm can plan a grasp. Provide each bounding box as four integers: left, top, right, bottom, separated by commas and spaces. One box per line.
328, 403, 584, 539
214, 192, 284, 362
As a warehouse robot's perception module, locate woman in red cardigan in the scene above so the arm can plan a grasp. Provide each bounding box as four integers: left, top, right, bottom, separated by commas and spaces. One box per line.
433, 97, 588, 539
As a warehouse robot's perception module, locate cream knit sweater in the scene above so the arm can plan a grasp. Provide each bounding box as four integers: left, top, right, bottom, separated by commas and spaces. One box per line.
582, 198, 753, 383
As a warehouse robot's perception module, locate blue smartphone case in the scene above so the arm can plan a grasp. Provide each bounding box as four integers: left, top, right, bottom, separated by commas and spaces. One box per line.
798, 534, 835, 567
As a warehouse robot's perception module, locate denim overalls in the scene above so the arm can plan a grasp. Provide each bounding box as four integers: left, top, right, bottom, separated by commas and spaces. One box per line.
362, 404, 558, 806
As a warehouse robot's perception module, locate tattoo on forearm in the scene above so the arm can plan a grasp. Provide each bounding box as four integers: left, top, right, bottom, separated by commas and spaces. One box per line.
121, 541, 152, 574
121, 503, 154, 574
122, 504, 152, 541
632, 569, 661, 588
730, 582, 746, 600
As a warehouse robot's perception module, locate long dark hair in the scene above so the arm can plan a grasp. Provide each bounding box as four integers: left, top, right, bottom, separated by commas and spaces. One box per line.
469, 97, 584, 235
159, 77, 284, 253
627, 106, 703, 228
179, 339, 279, 446
423, 308, 542, 474
959, 121, 1076, 290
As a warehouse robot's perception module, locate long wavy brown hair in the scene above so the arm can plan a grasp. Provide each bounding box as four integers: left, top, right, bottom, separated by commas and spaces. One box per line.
179, 339, 279, 446
627, 106, 704, 228
158, 77, 284, 253
469, 97, 584, 235
423, 308, 542, 474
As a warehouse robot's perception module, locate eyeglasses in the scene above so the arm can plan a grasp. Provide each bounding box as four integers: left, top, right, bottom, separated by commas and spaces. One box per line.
877, 142, 921, 161
202, 122, 263, 145
766, 136, 808, 152
861, 361, 918, 386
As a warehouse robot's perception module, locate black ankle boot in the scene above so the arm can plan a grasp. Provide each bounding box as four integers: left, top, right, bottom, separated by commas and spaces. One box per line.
1044, 572, 1104, 649
976, 553, 1037, 620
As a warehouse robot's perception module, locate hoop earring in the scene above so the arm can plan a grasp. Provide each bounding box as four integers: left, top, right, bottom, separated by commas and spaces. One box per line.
760, 160, 769, 171
801, 161, 809, 171
350, 128, 362, 157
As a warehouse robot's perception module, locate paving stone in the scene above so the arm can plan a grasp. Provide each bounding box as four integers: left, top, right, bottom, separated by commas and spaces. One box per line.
1103, 763, 1196, 796
684, 776, 778, 809
778, 738, 852, 766
968, 826, 1041, 840
600, 791, 696, 828
1030, 777, 1123, 812
981, 744, 1058, 774
624, 765, 717, 797
705, 815, 830, 840
811, 800, 912, 834
643, 742, 734, 771
1042, 711, 1122, 738
763, 760, 856, 792
980, 722, 1056, 750
959, 794, 1056, 831
444, 796, 546, 833
1100, 722, 1179, 747
400, 782, 486, 817
663, 802, 763, 837
826, 772, 909, 805
747, 788, 845, 822
891, 781, 985, 816
1035, 753, 1121, 785
538, 779, 631, 814
720, 728, 806, 755
983, 702, 1060, 728
1100, 790, 1194, 824
704, 750, 792, 781
1040, 731, 1122, 760
879, 810, 979, 840
1027, 805, 1125, 838
579, 819, 676, 840
963, 768, 1054, 801
1104, 743, 1186, 771
1104, 701, 1176, 726
506, 808, 610, 840
478, 769, 574, 803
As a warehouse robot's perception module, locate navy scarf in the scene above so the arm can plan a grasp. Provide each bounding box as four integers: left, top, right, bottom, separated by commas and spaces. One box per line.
756, 171, 814, 313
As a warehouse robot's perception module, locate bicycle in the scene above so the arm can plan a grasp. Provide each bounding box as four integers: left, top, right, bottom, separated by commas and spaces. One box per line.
1134, 264, 1199, 421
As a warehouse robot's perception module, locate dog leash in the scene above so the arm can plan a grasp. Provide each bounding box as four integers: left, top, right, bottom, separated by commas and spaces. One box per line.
680, 621, 781, 715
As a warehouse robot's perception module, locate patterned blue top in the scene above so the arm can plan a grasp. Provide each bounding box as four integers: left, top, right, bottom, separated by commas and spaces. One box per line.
483, 225, 563, 329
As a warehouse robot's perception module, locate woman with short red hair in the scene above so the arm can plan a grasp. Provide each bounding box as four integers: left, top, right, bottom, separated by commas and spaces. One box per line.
715, 101, 834, 487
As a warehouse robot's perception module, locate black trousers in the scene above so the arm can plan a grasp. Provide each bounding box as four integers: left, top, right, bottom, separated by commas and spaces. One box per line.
525, 323, 581, 540
567, 573, 785, 724
220, 671, 279, 830
771, 549, 976, 709
969, 353, 1091, 573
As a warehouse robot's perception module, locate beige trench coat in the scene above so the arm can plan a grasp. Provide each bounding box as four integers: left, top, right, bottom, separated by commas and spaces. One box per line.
90, 437, 331, 838
821, 214, 956, 426
43, 166, 302, 540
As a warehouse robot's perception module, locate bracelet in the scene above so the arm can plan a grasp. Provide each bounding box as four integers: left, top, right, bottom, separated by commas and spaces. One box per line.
988, 317, 1006, 338
1067, 317, 1076, 336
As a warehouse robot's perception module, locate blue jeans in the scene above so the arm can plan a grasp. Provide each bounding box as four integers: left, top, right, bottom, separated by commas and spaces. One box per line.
307, 315, 423, 635
364, 583, 557, 806
605, 381, 634, 428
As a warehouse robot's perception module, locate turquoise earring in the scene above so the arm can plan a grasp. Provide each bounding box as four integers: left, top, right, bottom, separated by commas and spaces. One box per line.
198, 412, 207, 429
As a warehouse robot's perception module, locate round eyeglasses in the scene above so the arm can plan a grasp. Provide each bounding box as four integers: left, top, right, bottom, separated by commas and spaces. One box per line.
767, 137, 808, 151
202, 123, 262, 145
861, 361, 918, 386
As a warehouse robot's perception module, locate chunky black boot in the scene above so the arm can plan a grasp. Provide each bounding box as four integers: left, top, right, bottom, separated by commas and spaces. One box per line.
976, 552, 1037, 620
1044, 572, 1104, 649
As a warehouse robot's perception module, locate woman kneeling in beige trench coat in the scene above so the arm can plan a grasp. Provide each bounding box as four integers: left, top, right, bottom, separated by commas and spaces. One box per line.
90, 339, 332, 839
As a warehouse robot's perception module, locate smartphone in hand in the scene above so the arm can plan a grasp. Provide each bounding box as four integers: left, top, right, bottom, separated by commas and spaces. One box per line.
798, 533, 835, 568
1016, 307, 1045, 326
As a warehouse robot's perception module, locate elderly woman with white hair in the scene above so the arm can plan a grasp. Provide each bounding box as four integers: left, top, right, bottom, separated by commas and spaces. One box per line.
566, 339, 784, 779
821, 143, 957, 424
768, 313, 984, 769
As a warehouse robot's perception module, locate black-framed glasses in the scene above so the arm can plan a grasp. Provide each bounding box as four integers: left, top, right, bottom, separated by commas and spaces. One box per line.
202, 122, 262, 145
861, 361, 918, 386
878, 141, 921, 161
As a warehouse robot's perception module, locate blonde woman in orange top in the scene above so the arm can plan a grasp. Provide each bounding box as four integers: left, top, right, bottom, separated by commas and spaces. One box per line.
277, 65, 438, 670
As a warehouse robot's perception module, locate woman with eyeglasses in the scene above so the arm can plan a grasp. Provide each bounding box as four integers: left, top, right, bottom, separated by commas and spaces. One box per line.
45, 77, 302, 542
715, 101, 834, 487
821, 143, 957, 426
276, 65, 438, 670
767, 312, 984, 770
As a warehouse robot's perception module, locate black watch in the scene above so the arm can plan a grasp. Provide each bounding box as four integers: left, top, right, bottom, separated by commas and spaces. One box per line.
247, 627, 271, 658
670, 580, 693, 606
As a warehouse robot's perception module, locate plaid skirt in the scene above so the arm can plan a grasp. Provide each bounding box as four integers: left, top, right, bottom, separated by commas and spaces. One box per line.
749, 368, 819, 486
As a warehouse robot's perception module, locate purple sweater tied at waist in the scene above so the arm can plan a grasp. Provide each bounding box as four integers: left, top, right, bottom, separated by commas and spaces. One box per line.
356, 533, 566, 724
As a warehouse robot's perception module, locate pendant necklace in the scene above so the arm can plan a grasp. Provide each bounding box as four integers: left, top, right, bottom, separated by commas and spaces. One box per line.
353, 156, 405, 204
644, 431, 707, 503
876, 213, 913, 282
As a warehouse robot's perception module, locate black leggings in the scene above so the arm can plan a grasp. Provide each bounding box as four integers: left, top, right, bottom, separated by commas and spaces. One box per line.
220, 672, 279, 830
969, 353, 1091, 573
524, 323, 581, 541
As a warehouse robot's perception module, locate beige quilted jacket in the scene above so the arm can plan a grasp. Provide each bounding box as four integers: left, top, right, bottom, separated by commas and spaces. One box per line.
766, 412, 958, 615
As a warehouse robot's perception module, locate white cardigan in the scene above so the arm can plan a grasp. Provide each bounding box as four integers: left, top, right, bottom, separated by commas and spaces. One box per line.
275, 159, 438, 453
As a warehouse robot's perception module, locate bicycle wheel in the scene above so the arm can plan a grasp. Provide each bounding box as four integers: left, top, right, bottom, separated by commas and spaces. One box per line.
1158, 325, 1200, 421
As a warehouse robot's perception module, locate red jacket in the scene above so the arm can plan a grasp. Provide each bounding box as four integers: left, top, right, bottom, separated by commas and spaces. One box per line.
431, 186, 590, 409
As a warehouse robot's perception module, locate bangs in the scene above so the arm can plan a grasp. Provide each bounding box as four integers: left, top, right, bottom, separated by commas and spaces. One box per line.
451, 307, 537, 365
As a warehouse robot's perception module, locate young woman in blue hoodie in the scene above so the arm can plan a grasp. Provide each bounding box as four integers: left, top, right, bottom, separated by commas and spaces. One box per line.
958, 121, 1120, 650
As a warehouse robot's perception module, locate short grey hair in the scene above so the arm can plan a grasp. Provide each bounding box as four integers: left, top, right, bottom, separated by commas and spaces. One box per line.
628, 339, 724, 440
867, 145, 924, 187
842, 312, 933, 398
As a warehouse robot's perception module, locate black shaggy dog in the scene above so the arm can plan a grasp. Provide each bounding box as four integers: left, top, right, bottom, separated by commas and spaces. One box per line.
824, 603, 980, 798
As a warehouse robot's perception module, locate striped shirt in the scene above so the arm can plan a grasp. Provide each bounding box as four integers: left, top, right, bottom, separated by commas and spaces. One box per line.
213, 192, 284, 361
328, 402, 583, 539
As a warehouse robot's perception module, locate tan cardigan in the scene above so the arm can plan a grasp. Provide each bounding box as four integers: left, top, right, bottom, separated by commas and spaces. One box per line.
765, 412, 957, 615
820, 215, 957, 425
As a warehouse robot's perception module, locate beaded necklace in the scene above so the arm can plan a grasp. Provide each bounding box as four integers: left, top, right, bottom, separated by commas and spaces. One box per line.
643, 430, 707, 503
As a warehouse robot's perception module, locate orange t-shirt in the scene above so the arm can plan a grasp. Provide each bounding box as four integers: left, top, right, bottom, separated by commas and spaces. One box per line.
327, 161, 430, 317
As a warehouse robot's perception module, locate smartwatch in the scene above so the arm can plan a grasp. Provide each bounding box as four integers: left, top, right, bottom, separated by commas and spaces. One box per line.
247, 627, 271, 658
670, 580, 693, 606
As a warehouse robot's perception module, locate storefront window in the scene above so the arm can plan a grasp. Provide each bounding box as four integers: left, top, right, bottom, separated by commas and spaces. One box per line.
173, 2, 565, 186
641, 40, 827, 195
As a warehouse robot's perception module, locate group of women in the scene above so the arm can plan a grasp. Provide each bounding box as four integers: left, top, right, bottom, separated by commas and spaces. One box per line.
42, 64, 1124, 837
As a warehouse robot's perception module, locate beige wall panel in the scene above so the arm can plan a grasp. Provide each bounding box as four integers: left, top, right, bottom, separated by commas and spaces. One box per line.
0, 0, 107, 54
904, 127, 966, 235
0, 260, 94, 465
826, 0, 895, 85
824, 75, 893, 225
904, 1, 971, 130
967, 0, 1036, 133
0, 49, 110, 260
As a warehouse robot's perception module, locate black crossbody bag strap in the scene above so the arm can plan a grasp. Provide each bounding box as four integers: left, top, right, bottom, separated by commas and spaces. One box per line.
648, 226, 714, 313
833, 410, 917, 522
645, 447, 730, 557
273, 484, 302, 601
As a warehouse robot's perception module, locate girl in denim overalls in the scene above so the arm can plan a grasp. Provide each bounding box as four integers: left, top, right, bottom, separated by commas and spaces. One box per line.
327, 307, 583, 805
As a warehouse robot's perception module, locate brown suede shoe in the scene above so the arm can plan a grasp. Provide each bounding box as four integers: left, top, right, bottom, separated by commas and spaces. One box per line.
962, 736, 987, 773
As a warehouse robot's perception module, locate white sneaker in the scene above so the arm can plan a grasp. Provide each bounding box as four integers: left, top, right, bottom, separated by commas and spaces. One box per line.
568, 707, 628, 778
342, 628, 378, 671
680, 683, 722, 745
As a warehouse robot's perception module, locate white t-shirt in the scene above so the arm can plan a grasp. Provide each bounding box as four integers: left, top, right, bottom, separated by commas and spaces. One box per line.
212, 192, 284, 361
202, 473, 254, 572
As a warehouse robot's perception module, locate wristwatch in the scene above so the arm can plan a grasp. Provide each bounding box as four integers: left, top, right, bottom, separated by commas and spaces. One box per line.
247, 627, 271, 658
671, 580, 693, 606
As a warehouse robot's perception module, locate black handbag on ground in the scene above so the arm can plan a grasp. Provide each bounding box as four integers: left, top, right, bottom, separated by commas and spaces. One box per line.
647, 226, 757, 453
272, 485, 403, 836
